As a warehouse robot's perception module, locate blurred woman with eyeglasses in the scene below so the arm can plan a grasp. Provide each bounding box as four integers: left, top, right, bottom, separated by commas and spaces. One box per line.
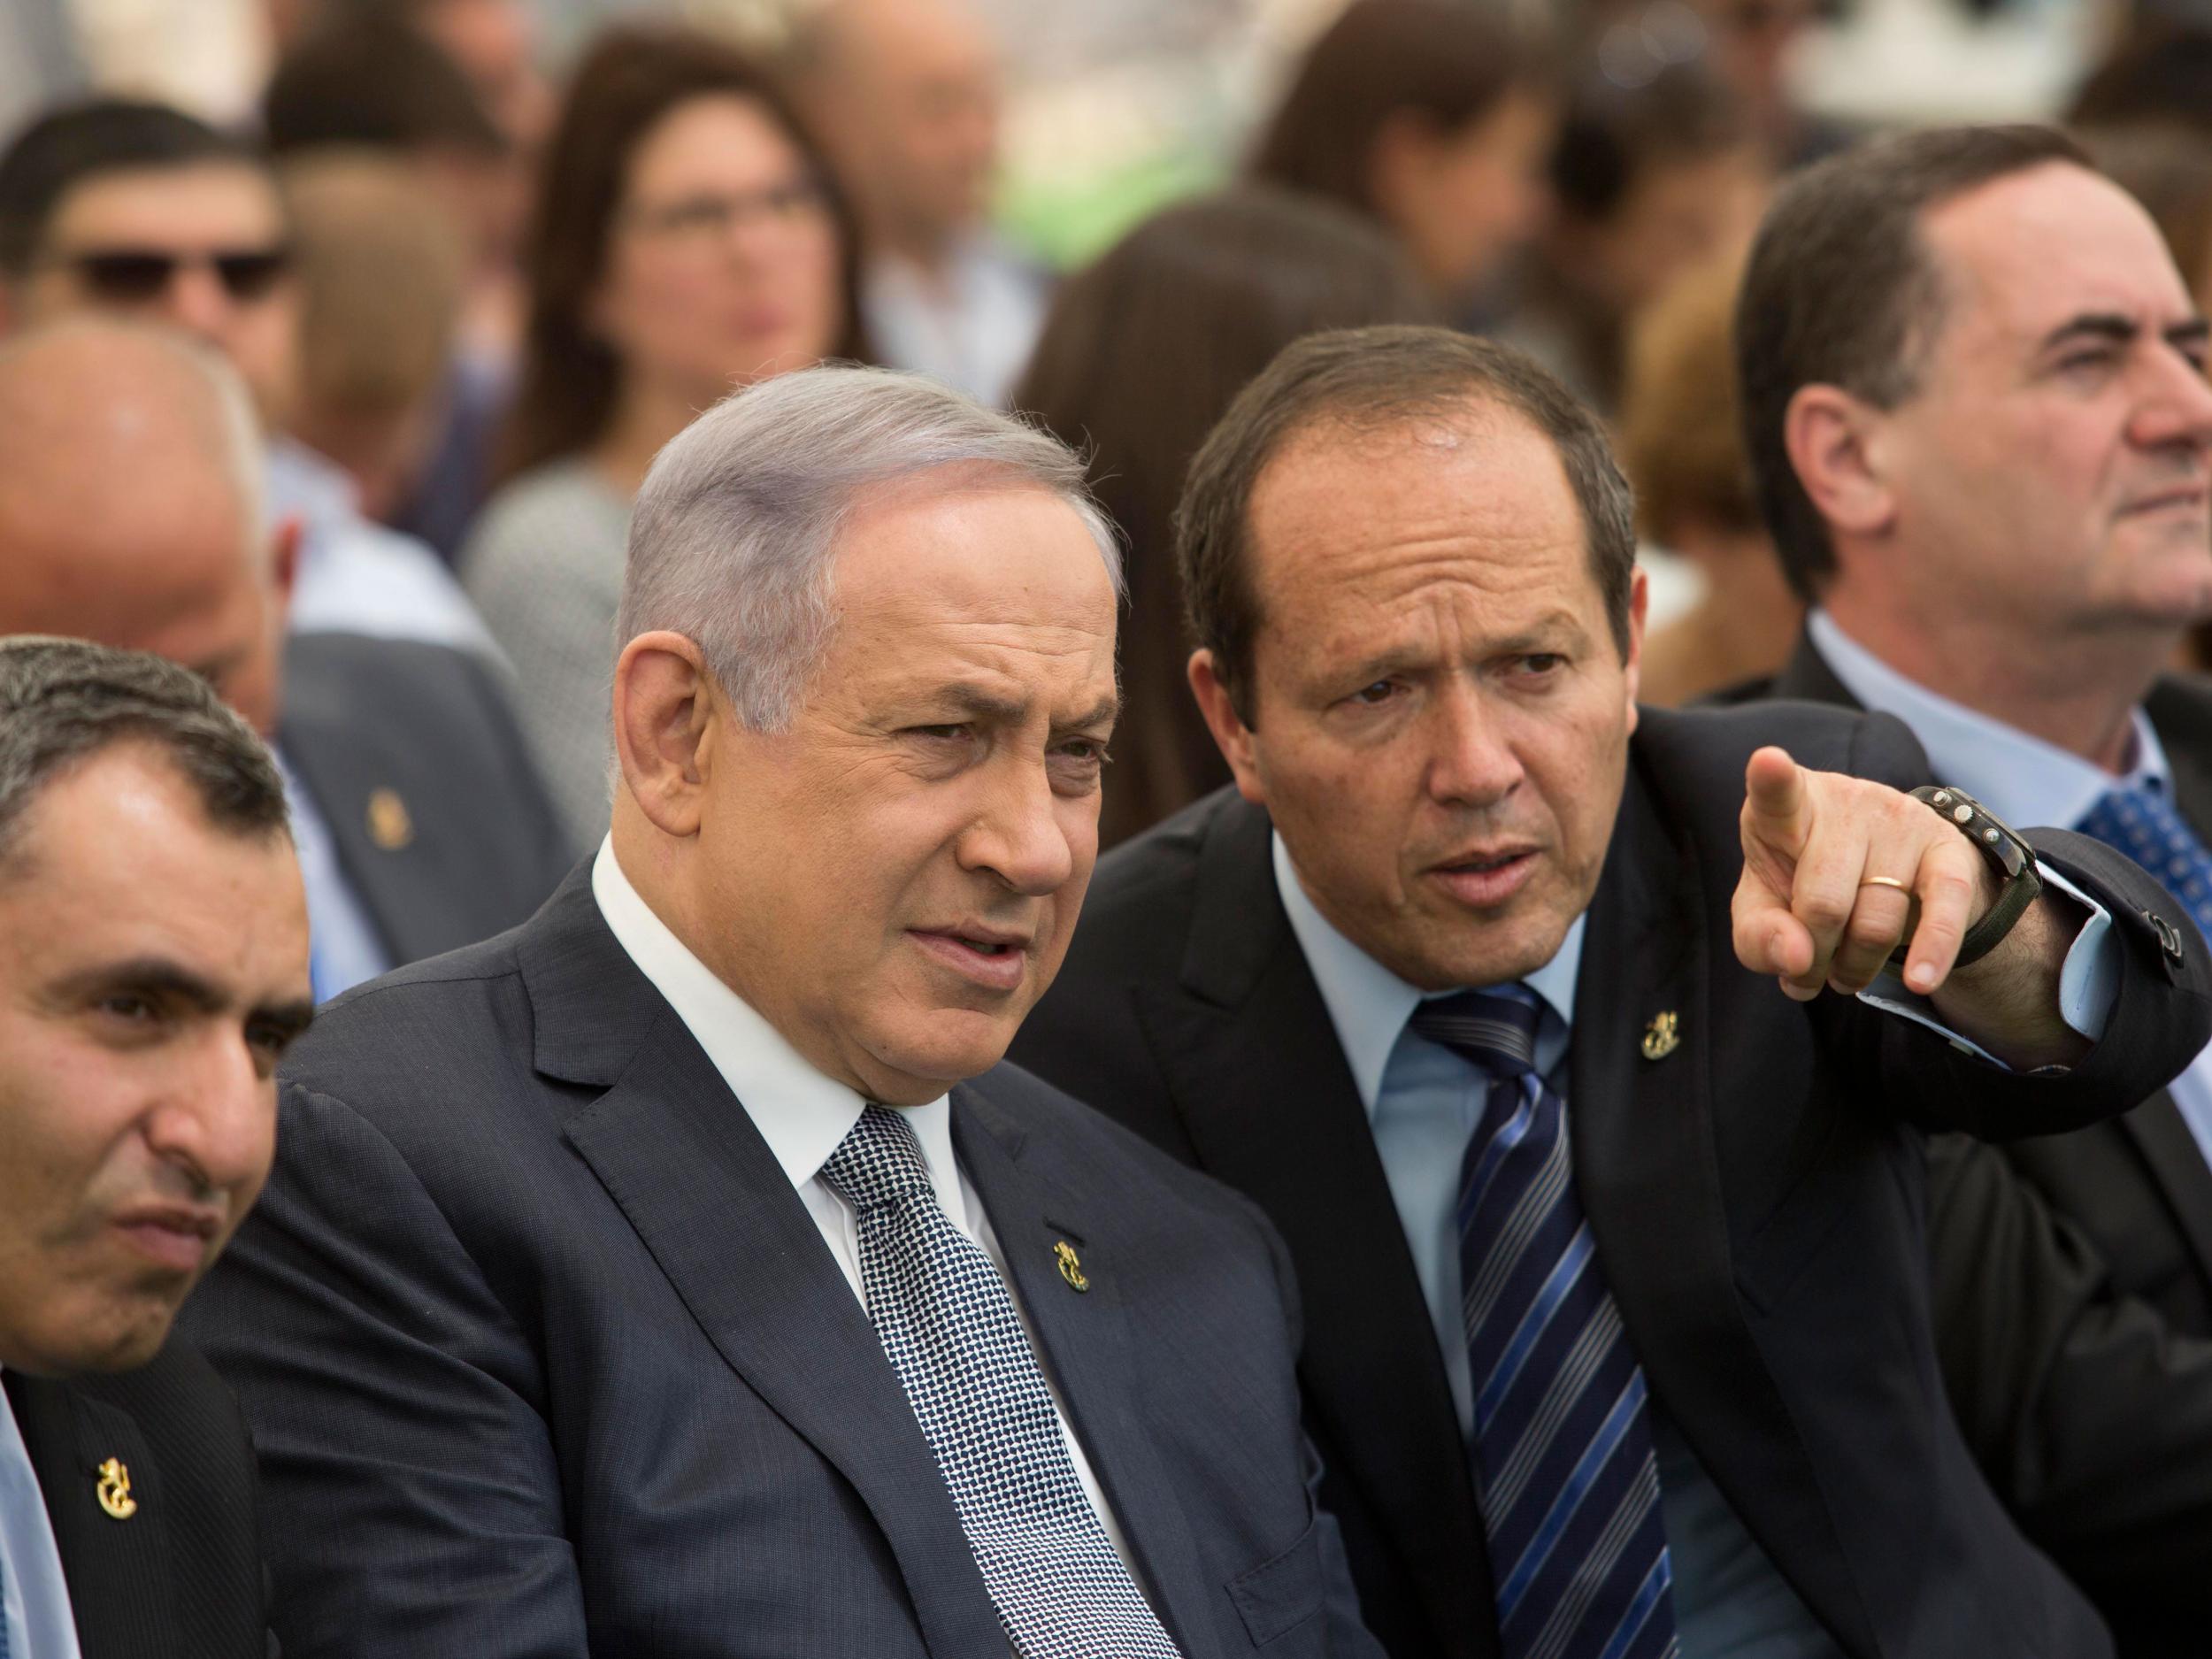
461, 24, 866, 848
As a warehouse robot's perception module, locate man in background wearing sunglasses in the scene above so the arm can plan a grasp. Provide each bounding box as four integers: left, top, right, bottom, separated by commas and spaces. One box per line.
0, 99, 492, 662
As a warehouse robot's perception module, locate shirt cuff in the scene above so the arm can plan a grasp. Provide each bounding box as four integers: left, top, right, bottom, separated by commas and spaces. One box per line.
1856, 862, 2116, 1071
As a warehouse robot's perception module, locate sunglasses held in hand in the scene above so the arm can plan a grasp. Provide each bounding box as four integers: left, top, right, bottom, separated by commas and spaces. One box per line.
48, 245, 291, 303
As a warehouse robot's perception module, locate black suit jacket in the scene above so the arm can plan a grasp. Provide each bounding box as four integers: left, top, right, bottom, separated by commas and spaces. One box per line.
4, 1346, 267, 1659
1010, 701, 2212, 1659
1735, 640, 2212, 1650
280, 632, 575, 967
179, 871, 1382, 1658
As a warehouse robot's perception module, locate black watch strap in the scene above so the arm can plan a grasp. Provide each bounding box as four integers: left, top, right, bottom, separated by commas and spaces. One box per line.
1911, 786, 2044, 968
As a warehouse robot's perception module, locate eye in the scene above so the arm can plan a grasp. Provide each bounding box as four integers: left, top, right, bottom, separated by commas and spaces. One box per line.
97, 993, 158, 1023
905, 723, 972, 742
1348, 680, 1399, 707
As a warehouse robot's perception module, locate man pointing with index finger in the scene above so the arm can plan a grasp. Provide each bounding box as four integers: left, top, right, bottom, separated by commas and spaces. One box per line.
1014, 324, 2210, 1659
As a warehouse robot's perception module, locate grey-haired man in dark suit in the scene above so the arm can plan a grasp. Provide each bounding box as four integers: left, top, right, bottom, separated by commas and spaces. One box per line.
182, 365, 1382, 1657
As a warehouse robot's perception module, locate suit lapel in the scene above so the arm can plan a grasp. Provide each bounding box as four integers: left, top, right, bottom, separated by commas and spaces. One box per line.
951, 1084, 1217, 1655
276, 716, 443, 965
527, 879, 1004, 1658
5, 1372, 176, 1659
1570, 754, 1881, 1658
2123, 683, 2212, 1286
1133, 797, 1494, 1655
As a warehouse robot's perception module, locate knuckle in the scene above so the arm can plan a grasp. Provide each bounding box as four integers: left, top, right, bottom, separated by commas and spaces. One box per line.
1797, 893, 1852, 932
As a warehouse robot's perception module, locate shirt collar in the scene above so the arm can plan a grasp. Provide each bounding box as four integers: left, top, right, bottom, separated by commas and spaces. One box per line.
1271, 829, 1585, 1112
1807, 610, 2168, 826
589, 837, 959, 1199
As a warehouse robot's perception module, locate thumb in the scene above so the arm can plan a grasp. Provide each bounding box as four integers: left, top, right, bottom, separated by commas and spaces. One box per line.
1744, 746, 1811, 856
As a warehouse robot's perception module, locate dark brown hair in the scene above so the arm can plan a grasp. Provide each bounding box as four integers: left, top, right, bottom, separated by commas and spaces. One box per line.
264, 12, 505, 158
1012, 186, 1436, 844
497, 25, 868, 481
1735, 123, 2091, 599
1178, 324, 1637, 724
1249, 0, 1540, 219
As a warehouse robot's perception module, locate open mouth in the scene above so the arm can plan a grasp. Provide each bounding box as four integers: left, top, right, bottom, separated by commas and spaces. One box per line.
910, 928, 1029, 991
1430, 848, 1540, 908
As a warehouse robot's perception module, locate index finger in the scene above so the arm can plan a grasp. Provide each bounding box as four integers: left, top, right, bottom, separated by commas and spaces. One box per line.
1743, 746, 1811, 854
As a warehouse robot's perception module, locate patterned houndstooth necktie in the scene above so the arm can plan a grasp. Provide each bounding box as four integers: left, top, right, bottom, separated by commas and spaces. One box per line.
819, 1105, 1183, 1659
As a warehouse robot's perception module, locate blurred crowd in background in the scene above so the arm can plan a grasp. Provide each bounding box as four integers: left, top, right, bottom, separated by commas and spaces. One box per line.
2, 0, 2208, 854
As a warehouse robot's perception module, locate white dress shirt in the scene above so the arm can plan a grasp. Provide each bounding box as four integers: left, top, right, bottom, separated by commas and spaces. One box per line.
1809, 607, 2212, 1166
0, 1371, 84, 1659
588, 838, 1142, 1603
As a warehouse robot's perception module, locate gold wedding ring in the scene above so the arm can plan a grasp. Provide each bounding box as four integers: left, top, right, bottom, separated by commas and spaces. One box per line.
1860, 875, 1912, 892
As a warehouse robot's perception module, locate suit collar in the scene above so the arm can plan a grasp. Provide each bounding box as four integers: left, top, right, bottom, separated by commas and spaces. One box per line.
1802, 612, 2165, 828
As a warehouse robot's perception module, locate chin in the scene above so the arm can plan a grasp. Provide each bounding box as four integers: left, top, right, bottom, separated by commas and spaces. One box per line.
869, 1015, 1020, 1098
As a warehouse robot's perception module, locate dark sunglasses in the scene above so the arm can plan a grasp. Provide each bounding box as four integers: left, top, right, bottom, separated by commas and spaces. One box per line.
55, 245, 292, 303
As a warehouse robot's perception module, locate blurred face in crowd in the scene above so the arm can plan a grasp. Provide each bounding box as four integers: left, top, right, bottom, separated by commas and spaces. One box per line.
615, 476, 1118, 1104
1371, 88, 1558, 299
593, 94, 845, 418
1842, 162, 2212, 644
802, 0, 1002, 257
414, 0, 554, 153
0, 338, 292, 736
1192, 405, 1643, 990
1561, 144, 1769, 317
0, 744, 309, 1375
4, 162, 297, 425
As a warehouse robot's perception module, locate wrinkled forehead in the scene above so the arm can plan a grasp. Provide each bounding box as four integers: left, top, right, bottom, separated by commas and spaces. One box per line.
1919, 161, 2196, 355
1247, 406, 1595, 619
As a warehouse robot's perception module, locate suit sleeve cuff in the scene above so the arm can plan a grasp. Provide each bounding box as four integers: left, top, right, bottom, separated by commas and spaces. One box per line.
1855, 863, 2116, 1071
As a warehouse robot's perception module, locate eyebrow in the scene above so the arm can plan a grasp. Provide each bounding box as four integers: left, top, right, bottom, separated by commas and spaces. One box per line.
54, 956, 315, 1037
1339, 614, 1590, 685
924, 684, 1120, 732
2039, 312, 2211, 354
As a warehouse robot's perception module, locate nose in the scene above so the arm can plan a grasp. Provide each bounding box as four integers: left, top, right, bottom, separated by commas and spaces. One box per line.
1425, 682, 1526, 810
142, 1029, 277, 1205
157, 263, 235, 344
956, 756, 1078, 898
2132, 345, 2212, 456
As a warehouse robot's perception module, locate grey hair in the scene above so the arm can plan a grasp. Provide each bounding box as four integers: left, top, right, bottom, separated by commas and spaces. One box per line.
0, 637, 289, 873
616, 364, 1123, 731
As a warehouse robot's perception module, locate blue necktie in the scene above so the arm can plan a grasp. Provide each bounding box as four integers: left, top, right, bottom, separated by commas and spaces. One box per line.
2076, 784, 2212, 942
1410, 990, 1678, 1659
820, 1106, 1182, 1659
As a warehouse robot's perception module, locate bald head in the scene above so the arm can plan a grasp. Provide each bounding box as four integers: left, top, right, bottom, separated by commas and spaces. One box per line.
788, 0, 1002, 257
0, 320, 288, 733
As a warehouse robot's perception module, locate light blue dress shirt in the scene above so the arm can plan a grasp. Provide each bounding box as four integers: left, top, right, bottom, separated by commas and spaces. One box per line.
1271, 790, 2114, 1657
273, 749, 392, 1002
1809, 609, 2212, 1168
0, 1371, 83, 1659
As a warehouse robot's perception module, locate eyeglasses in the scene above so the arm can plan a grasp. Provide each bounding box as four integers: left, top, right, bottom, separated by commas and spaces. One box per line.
623, 180, 831, 242
48, 246, 292, 304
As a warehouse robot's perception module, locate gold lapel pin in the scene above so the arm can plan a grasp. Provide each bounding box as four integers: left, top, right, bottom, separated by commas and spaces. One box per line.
366, 787, 415, 852
95, 1457, 137, 1521
1640, 1010, 1681, 1062
1053, 1240, 1089, 1293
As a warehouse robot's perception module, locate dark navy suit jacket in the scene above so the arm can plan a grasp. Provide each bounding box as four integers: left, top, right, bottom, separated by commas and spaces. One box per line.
180, 870, 1379, 1658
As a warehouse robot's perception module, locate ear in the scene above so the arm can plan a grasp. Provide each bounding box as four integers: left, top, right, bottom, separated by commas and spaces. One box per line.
611, 630, 717, 839
1622, 565, 1648, 735
1187, 649, 1268, 807
1783, 382, 1897, 544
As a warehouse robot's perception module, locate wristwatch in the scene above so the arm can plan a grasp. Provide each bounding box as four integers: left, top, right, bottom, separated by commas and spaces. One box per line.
1900, 786, 2043, 970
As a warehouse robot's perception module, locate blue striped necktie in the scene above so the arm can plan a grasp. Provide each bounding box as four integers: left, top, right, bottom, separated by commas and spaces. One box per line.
2076, 784, 2212, 942
1409, 990, 1678, 1659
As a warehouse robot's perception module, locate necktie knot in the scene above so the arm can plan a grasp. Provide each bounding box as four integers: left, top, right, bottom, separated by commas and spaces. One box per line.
1409, 987, 1542, 1080
818, 1104, 936, 1212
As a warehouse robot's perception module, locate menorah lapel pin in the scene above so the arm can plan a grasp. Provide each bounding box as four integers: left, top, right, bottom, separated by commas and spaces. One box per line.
1053, 1240, 1089, 1293
1640, 1010, 1681, 1062
96, 1456, 137, 1520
